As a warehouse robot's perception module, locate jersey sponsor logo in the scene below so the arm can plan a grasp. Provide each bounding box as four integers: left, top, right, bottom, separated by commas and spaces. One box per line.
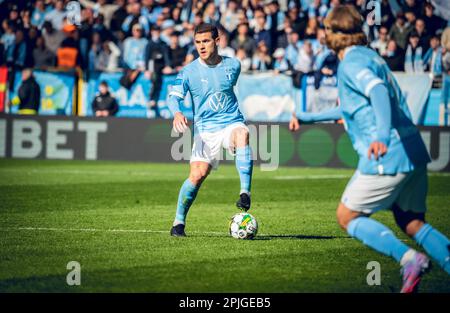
208, 92, 228, 112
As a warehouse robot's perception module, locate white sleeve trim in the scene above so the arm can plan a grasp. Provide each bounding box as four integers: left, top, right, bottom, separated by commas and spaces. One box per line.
364, 78, 384, 97
169, 91, 184, 99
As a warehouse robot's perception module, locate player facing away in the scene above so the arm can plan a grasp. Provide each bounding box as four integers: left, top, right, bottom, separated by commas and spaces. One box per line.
167, 23, 253, 237
289, 5, 449, 292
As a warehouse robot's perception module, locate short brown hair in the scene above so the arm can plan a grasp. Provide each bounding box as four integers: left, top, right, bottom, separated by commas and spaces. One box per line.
194, 23, 219, 39
324, 5, 367, 53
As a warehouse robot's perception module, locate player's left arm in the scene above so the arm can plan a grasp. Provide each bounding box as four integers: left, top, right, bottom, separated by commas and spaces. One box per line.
344, 63, 391, 160
367, 83, 391, 160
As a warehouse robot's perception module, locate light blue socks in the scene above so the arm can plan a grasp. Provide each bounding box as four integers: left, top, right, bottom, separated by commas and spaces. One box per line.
173, 179, 200, 226
414, 223, 450, 274
347, 217, 410, 262
235, 146, 253, 194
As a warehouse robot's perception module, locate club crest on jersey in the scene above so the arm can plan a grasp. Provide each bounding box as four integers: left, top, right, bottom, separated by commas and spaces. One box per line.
225, 67, 232, 80
208, 92, 228, 111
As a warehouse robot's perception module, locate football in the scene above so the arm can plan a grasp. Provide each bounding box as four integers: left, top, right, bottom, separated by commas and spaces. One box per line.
229, 213, 258, 240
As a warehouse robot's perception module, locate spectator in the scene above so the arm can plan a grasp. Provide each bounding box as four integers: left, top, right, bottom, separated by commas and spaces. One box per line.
272, 48, 290, 74
389, 13, 413, 50
92, 14, 112, 42
109, 0, 128, 34
33, 36, 55, 69
415, 18, 430, 52
295, 40, 315, 74
121, 2, 150, 37
313, 28, 330, 70
167, 31, 187, 73
314, 51, 338, 89
371, 25, 390, 56
308, 0, 328, 24
102, 40, 121, 72
231, 22, 256, 57
1, 20, 16, 65
31, 0, 47, 30
383, 39, 405, 72
122, 24, 148, 70
252, 41, 272, 71
304, 17, 319, 40
380, 0, 395, 29
423, 35, 443, 78
287, 5, 307, 39
404, 9, 417, 31
17, 68, 40, 115
8, 6, 23, 30
145, 25, 170, 109
88, 32, 104, 71
402, 0, 421, 19
41, 20, 65, 54
405, 31, 425, 73
12, 29, 27, 70
253, 9, 272, 52
45, 0, 66, 31
236, 48, 252, 73
285, 30, 301, 68
92, 81, 119, 117
220, 0, 240, 34
275, 20, 293, 49
423, 3, 446, 37
218, 32, 235, 58
203, 2, 220, 25
79, 0, 121, 30
56, 24, 82, 68
160, 19, 176, 46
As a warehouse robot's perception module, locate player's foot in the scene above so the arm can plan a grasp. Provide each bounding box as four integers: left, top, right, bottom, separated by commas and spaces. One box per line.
400, 252, 430, 293
170, 224, 186, 237
236, 193, 251, 211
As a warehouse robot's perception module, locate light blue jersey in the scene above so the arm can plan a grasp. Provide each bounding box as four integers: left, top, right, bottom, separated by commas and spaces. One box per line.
168, 56, 245, 134
338, 46, 430, 175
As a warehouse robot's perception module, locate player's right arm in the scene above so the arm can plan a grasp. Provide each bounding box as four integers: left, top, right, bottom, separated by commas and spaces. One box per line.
168, 69, 189, 133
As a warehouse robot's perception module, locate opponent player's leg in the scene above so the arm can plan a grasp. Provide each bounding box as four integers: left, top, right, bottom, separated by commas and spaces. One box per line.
230, 126, 253, 211
171, 161, 211, 237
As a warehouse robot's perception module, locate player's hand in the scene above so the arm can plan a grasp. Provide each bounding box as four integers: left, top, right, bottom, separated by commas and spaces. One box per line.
289, 115, 300, 132
367, 141, 388, 160
173, 112, 188, 133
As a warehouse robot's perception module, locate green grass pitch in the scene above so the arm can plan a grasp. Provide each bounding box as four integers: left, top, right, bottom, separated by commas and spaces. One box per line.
0, 159, 449, 293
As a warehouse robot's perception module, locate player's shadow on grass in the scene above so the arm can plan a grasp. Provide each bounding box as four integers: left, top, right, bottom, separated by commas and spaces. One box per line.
254, 234, 345, 240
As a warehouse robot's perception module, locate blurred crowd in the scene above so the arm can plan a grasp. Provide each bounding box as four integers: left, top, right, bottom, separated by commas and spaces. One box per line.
0, 0, 449, 80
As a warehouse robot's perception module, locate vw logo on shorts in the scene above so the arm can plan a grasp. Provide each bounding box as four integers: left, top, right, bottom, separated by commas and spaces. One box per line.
208, 92, 228, 112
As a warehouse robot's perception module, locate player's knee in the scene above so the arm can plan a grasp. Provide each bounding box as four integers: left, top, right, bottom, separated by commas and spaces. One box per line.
189, 169, 209, 185
404, 219, 425, 237
336, 204, 358, 231
393, 205, 425, 237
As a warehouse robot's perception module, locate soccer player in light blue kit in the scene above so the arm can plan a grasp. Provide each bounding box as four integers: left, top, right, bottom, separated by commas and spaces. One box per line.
290, 5, 450, 293
168, 23, 253, 237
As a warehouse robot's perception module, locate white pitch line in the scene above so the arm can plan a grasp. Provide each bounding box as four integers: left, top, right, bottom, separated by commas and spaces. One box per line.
0, 227, 363, 241
274, 174, 351, 180
0, 226, 226, 236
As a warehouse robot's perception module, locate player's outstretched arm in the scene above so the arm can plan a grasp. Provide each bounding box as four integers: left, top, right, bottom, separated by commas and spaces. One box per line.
289, 107, 341, 131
